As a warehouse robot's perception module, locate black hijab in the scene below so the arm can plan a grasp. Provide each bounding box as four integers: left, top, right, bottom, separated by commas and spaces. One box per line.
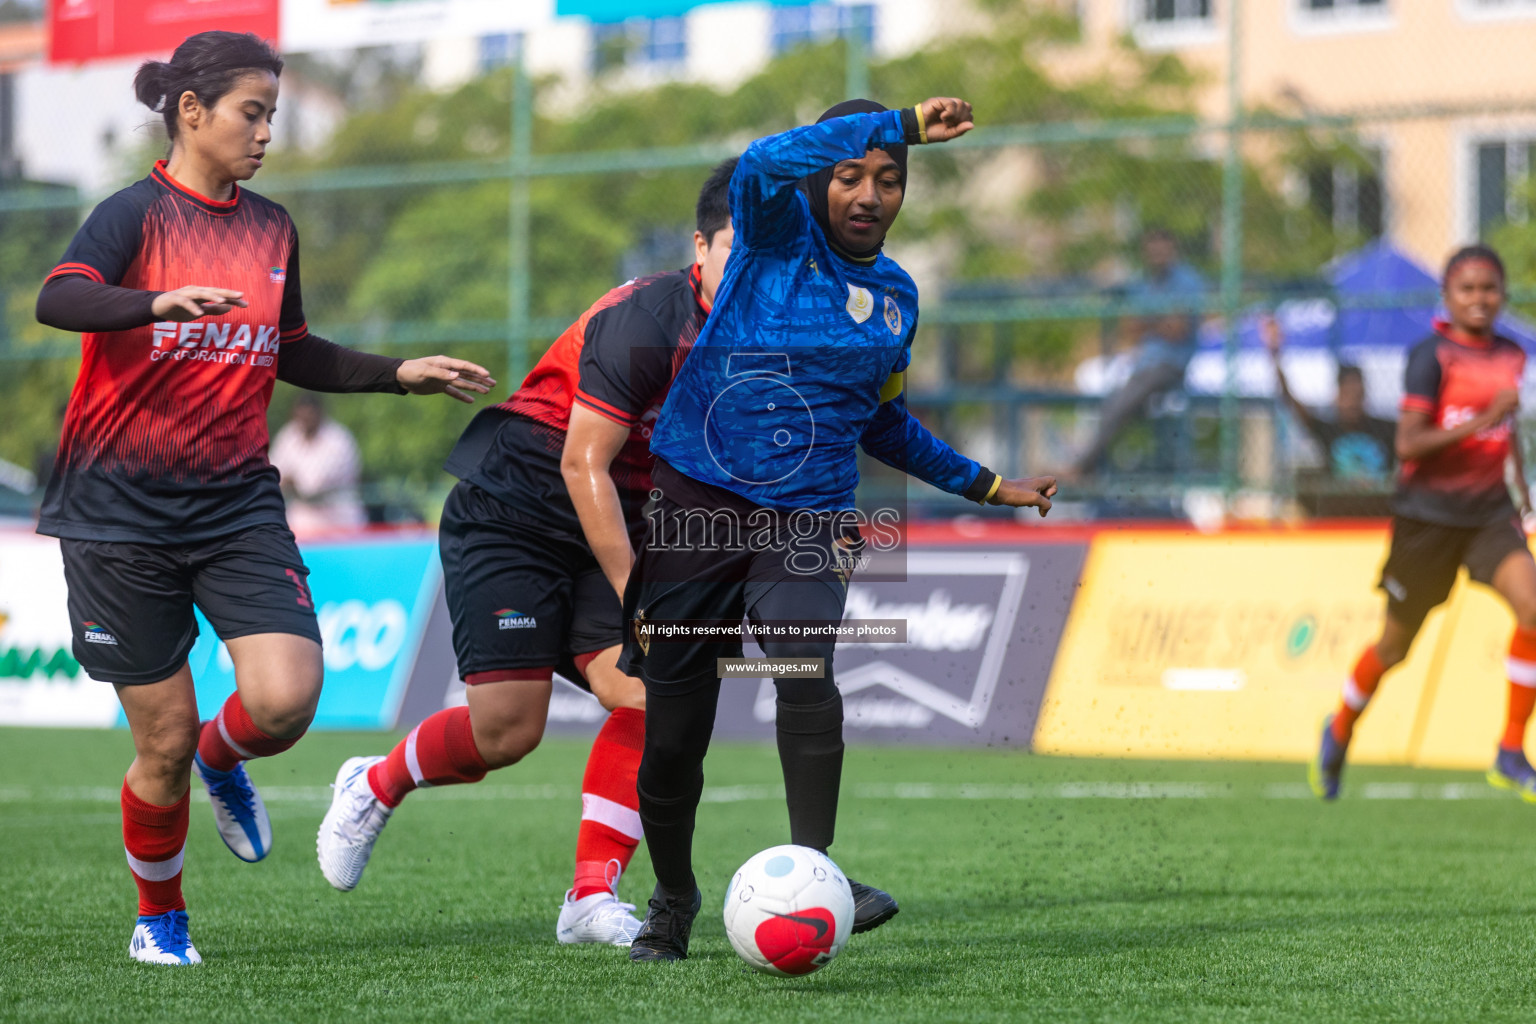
799, 98, 908, 262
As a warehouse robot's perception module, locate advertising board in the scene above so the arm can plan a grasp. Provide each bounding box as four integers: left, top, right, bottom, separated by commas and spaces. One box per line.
400, 542, 1089, 748
1033, 529, 1475, 767
50, 0, 279, 63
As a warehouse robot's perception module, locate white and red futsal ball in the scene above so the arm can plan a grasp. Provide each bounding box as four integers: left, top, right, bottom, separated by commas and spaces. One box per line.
722, 844, 855, 976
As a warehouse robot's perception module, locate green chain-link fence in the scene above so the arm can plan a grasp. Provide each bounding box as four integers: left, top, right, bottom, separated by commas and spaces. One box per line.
3, 11, 1536, 524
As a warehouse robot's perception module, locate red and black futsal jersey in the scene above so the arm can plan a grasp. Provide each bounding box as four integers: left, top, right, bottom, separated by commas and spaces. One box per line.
1394, 320, 1527, 528
444, 266, 710, 542
39, 162, 303, 543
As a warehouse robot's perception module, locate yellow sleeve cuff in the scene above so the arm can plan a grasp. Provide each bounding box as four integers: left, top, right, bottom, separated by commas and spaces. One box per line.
983, 475, 1002, 503
878, 371, 905, 403
914, 105, 928, 144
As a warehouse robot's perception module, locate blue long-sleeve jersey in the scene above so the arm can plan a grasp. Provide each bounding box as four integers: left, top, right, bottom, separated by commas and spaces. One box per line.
648, 109, 984, 512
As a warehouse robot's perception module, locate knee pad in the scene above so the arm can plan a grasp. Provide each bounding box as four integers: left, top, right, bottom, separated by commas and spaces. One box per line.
775, 692, 843, 735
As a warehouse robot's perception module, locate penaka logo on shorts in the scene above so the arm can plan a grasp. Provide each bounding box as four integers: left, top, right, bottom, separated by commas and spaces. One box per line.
494, 607, 537, 630
150, 321, 280, 367
81, 620, 119, 645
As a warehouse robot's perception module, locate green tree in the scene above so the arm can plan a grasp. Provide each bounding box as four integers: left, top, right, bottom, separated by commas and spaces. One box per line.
5, 3, 1360, 510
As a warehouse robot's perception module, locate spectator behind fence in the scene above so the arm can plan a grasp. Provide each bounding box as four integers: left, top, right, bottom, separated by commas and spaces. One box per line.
1262, 315, 1396, 517
1071, 227, 1208, 478
270, 395, 367, 534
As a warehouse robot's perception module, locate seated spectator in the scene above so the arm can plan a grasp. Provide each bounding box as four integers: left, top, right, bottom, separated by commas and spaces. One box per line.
1071, 227, 1207, 478
270, 395, 367, 535
1262, 315, 1396, 516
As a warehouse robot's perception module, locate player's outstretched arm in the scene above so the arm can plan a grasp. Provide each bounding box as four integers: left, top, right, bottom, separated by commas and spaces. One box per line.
562, 404, 637, 600
275, 337, 495, 398
36, 275, 247, 333
1261, 315, 1319, 431
858, 385, 1007, 501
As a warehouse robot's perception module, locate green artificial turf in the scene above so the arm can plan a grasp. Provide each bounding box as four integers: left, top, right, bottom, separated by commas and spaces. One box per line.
2, 727, 1535, 1023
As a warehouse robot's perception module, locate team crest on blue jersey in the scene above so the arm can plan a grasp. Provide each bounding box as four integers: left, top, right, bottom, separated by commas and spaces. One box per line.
268, 266, 286, 283
883, 295, 902, 335
846, 285, 874, 324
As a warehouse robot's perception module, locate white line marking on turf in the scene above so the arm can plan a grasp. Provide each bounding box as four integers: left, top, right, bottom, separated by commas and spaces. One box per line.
0, 781, 1510, 805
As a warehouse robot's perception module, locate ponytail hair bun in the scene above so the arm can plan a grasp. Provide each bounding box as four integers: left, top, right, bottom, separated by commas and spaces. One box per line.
133, 31, 282, 140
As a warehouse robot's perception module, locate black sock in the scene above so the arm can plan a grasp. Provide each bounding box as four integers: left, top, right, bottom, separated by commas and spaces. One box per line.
637, 773, 704, 898
635, 678, 719, 898
775, 691, 844, 852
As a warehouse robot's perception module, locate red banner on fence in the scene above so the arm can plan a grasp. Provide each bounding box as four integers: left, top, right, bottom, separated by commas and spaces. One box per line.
49, 0, 279, 64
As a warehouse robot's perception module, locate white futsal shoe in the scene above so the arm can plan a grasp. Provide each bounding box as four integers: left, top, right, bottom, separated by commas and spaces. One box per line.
556, 888, 644, 946
192, 752, 271, 863
317, 755, 393, 892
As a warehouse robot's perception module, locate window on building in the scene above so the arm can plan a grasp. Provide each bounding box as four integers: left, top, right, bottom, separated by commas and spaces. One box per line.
591, 16, 688, 75
1300, 0, 1385, 10
1306, 146, 1385, 240
1461, 0, 1536, 13
1132, 0, 1213, 26
770, 3, 876, 55
1293, 0, 1390, 34
1475, 137, 1536, 234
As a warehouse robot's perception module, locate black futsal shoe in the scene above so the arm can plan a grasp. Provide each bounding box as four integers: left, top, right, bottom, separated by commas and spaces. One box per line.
847, 878, 900, 934
628, 884, 702, 962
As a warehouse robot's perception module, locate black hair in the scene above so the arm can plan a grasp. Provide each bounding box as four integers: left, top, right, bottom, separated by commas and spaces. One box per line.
1442, 244, 1506, 287
1337, 364, 1364, 387
1141, 225, 1177, 245
696, 157, 737, 245
134, 31, 283, 141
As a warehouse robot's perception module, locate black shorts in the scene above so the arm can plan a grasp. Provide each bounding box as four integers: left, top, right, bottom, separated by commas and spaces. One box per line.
61, 523, 321, 685
1379, 514, 1530, 632
438, 481, 622, 687
617, 465, 855, 693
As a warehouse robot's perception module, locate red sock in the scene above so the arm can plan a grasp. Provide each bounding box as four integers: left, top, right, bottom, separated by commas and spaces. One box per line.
572, 707, 645, 900
122, 780, 189, 916
196, 692, 302, 773
1331, 646, 1386, 743
1502, 627, 1536, 751
367, 706, 489, 808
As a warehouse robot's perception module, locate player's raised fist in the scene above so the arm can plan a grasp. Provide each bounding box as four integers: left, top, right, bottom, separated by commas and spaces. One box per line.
989, 475, 1058, 517
1260, 314, 1283, 356
919, 98, 974, 143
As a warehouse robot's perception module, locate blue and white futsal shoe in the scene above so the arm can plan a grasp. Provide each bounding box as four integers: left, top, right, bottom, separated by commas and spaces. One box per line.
1308, 715, 1348, 801
317, 755, 393, 892
128, 910, 201, 965
192, 751, 271, 862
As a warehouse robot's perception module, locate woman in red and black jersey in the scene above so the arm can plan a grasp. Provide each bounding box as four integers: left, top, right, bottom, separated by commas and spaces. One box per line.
34, 31, 495, 965
1311, 245, 1536, 802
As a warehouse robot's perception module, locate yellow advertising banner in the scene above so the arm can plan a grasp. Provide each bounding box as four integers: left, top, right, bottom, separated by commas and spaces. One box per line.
1033, 529, 1485, 767
1410, 582, 1517, 769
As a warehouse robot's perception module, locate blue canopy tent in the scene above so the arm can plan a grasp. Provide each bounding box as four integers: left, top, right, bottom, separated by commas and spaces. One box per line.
1186, 240, 1536, 415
